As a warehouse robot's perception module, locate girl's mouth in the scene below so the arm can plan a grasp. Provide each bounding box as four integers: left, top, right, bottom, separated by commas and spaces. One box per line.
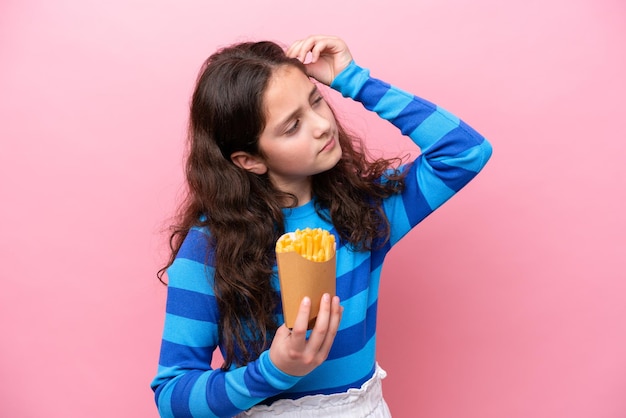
320, 137, 336, 153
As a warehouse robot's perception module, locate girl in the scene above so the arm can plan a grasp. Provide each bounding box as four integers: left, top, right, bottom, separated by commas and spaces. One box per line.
151, 35, 492, 417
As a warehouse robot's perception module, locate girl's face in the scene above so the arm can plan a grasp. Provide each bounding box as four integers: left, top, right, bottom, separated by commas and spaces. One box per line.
256, 65, 342, 202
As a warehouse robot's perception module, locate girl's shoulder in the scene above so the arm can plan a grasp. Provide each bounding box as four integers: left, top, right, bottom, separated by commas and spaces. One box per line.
167, 225, 217, 293
175, 225, 214, 265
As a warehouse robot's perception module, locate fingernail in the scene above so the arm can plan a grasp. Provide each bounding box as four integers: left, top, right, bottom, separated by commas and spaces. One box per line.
302, 296, 311, 305
323, 293, 330, 302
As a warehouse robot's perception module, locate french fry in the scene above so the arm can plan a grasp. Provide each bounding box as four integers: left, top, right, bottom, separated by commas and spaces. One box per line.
276, 228, 336, 262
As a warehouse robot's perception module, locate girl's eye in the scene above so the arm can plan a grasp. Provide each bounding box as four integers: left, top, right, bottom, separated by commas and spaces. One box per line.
284, 97, 323, 135
286, 120, 300, 135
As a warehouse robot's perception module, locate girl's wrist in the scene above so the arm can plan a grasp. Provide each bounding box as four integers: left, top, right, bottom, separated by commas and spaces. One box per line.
330, 60, 369, 99
258, 350, 302, 390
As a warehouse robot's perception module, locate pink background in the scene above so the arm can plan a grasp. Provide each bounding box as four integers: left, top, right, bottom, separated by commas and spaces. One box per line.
1, 0, 625, 417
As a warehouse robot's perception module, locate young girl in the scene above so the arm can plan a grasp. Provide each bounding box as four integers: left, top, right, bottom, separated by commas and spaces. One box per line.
151, 35, 492, 417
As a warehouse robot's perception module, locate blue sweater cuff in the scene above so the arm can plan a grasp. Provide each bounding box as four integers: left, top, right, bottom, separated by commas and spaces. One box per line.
330, 60, 370, 99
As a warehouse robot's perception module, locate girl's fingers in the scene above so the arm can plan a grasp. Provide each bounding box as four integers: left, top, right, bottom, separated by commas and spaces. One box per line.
289, 296, 312, 350
274, 324, 292, 340
287, 36, 333, 62
286, 35, 352, 85
269, 294, 341, 376
319, 296, 343, 353
306, 294, 342, 357
308, 40, 329, 64
286, 39, 308, 61
305, 293, 332, 349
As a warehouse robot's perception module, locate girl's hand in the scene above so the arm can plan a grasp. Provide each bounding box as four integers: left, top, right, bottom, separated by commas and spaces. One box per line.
269, 293, 343, 377
286, 35, 353, 86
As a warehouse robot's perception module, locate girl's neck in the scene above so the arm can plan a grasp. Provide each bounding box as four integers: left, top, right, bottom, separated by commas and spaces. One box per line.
280, 190, 312, 208
274, 177, 312, 207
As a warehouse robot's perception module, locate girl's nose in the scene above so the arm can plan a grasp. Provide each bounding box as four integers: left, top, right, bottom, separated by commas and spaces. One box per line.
311, 110, 332, 138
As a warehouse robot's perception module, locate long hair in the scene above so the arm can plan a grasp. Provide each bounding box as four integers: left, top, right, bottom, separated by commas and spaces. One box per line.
158, 41, 408, 369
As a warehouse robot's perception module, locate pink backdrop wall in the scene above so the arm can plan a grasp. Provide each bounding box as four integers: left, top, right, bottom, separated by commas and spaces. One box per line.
1, 0, 625, 417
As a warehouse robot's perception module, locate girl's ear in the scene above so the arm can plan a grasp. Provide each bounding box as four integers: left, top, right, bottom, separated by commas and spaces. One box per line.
230, 151, 268, 175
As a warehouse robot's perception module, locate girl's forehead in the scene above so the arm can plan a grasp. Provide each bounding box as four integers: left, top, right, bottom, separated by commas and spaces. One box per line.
264, 66, 315, 117
267, 65, 310, 91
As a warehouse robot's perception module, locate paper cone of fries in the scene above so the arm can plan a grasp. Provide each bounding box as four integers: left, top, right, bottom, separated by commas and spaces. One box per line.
276, 228, 337, 329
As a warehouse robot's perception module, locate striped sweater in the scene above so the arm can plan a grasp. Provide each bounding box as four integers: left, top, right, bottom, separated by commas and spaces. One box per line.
151, 61, 492, 417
